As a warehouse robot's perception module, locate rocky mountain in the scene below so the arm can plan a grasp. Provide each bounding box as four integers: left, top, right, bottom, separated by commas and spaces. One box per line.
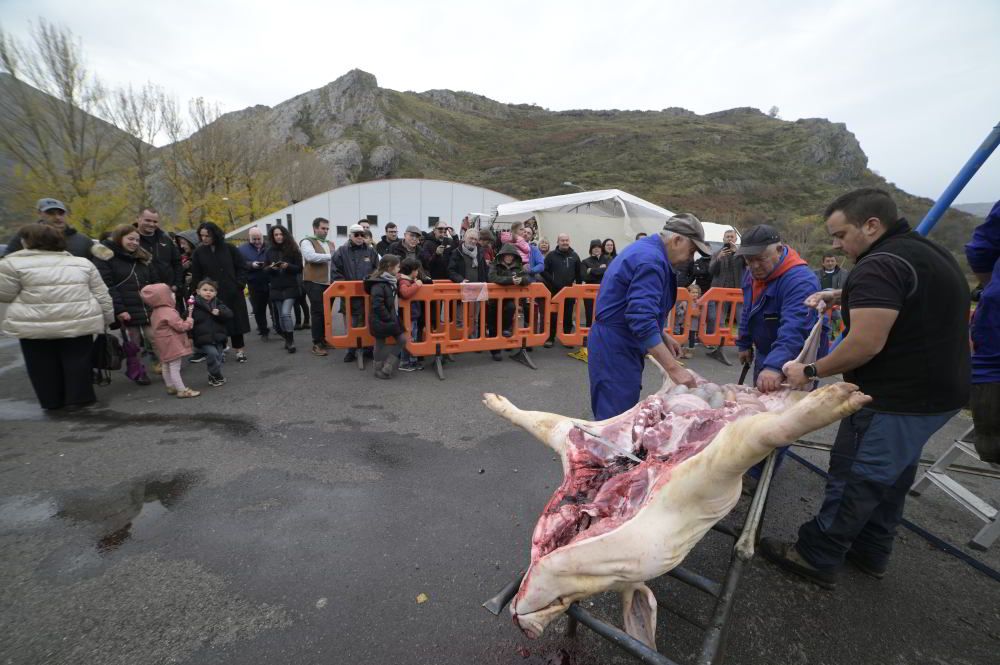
1, 68, 980, 266
955, 202, 995, 218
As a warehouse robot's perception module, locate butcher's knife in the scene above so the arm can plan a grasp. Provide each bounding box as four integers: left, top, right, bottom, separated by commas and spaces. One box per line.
738, 362, 751, 386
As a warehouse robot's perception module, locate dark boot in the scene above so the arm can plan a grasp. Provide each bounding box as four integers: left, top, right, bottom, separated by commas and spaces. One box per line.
284, 331, 296, 353
381, 355, 400, 378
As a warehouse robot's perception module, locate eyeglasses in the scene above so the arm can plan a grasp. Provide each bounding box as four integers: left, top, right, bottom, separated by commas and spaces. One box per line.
352, 232, 365, 237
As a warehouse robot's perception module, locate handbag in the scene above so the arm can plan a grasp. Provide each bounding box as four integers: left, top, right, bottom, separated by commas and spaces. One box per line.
93, 329, 125, 371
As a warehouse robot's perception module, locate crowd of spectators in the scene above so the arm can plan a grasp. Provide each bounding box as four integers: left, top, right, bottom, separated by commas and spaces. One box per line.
0, 196, 905, 404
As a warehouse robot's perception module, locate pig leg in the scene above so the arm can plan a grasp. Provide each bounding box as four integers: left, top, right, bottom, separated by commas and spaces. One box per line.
483, 393, 574, 458
621, 583, 658, 650
683, 383, 872, 488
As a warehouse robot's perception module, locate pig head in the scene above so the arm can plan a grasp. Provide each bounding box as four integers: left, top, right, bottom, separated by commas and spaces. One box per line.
484, 370, 869, 649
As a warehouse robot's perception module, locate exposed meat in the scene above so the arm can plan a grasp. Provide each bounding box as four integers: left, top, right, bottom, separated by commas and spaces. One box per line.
484, 365, 871, 650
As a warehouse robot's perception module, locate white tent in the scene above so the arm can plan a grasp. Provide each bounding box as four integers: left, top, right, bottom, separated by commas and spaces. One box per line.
493, 189, 736, 252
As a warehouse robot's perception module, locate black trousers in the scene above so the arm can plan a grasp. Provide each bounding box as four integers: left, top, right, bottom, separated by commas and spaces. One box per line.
294, 292, 310, 326
304, 281, 328, 345
247, 284, 271, 335
548, 298, 576, 341
970, 382, 1000, 463
20, 336, 96, 410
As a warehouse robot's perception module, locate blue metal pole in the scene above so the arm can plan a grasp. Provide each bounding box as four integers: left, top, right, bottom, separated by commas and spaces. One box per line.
916, 122, 1000, 236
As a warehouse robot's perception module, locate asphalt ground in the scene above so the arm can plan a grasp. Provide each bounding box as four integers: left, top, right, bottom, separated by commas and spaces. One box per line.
1, 315, 998, 665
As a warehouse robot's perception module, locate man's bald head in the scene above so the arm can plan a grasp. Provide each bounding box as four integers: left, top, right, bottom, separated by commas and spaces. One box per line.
249, 227, 263, 247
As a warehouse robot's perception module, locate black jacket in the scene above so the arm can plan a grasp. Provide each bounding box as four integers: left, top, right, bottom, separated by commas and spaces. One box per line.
94, 242, 157, 325
376, 236, 397, 256
5, 222, 93, 258
581, 255, 610, 284
265, 246, 303, 301
332, 242, 379, 281
542, 247, 582, 293
448, 245, 489, 283
420, 236, 455, 280
489, 244, 533, 285
190, 242, 251, 337
364, 275, 403, 338
139, 228, 183, 289
191, 296, 233, 347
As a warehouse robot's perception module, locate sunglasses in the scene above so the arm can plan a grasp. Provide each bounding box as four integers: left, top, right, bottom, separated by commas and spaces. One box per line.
352, 232, 366, 237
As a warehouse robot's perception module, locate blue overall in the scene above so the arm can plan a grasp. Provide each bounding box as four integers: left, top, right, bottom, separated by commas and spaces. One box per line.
589, 235, 676, 420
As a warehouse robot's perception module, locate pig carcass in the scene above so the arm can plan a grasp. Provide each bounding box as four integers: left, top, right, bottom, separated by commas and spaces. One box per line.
483, 372, 869, 649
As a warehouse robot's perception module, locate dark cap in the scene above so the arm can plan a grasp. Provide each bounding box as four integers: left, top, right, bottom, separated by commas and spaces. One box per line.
736, 224, 781, 256
663, 213, 711, 255
37, 197, 67, 213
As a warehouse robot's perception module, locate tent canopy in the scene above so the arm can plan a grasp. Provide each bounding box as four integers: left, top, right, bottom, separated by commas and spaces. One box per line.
493, 189, 736, 252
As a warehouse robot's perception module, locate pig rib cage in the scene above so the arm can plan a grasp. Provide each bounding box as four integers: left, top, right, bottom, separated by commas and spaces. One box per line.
483, 451, 779, 665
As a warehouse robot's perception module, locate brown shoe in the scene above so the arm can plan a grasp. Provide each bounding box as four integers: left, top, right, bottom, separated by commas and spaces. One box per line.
759, 538, 837, 590
312, 344, 328, 357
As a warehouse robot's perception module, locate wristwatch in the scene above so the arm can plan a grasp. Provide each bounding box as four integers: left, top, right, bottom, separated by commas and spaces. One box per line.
803, 363, 818, 379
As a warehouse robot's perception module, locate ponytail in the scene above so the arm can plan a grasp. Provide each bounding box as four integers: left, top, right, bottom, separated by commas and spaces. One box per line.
369, 254, 400, 279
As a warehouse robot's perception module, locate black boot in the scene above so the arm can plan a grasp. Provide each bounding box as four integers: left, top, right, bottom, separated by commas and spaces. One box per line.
284, 331, 296, 353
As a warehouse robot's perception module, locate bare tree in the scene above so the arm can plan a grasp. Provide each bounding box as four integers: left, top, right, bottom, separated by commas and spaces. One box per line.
104, 82, 165, 209
0, 20, 125, 231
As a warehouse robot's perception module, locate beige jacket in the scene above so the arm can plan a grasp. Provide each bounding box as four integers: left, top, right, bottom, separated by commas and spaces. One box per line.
0, 249, 114, 339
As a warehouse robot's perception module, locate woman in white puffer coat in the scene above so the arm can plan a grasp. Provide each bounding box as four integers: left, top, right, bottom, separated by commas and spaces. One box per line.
0, 224, 114, 411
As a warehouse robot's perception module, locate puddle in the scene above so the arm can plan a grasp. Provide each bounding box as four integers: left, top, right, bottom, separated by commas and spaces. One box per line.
60, 410, 259, 437
57, 471, 202, 553
0, 398, 45, 421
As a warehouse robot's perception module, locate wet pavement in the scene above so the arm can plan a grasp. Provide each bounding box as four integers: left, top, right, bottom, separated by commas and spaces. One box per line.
0, 331, 998, 665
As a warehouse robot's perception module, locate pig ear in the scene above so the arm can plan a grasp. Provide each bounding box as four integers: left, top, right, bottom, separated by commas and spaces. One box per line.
483, 393, 571, 458
622, 583, 658, 650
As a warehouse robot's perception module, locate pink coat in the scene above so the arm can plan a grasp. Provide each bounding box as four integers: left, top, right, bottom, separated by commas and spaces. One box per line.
139, 283, 193, 363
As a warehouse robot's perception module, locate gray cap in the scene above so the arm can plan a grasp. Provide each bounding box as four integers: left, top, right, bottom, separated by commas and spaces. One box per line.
37, 197, 67, 213
735, 224, 782, 256
663, 213, 711, 255
404, 225, 422, 236
348, 223, 365, 234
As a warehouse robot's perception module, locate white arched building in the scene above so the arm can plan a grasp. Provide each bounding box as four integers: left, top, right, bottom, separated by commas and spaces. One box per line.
225, 178, 518, 242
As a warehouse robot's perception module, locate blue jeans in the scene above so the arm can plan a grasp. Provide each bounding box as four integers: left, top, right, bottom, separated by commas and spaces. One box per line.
796, 408, 958, 570
275, 298, 295, 333
197, 343, 225, 377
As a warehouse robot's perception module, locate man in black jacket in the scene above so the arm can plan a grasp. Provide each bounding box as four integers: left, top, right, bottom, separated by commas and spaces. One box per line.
135, 207, 182, 290
420, 220, 455, 280
4, 198, 93, 258
376, 222, 398, 256
542, 233, 582, 347
332, 223, 379, 362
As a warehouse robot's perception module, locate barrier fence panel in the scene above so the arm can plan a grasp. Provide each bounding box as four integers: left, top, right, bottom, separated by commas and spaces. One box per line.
323, 281, 551, 378
666, 287, 695, 345
695, 288, 743, 347
551, 284, 600, 347
323, 282, 377, 368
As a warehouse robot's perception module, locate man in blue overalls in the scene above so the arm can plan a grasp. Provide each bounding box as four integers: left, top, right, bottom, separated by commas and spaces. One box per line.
588, 214, 708, 419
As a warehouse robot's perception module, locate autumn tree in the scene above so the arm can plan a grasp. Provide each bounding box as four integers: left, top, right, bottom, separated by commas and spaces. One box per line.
0, 20, 129, 234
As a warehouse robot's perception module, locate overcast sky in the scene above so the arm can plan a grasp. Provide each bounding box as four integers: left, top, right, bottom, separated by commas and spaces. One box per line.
2, 0, 997, 204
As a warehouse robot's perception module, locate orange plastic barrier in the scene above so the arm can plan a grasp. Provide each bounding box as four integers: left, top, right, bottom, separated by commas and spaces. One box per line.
695, 287, 744, 346
323, 281, 551, 354
323, 281, 377, 350
550, 284, 600, 347
665, 287, 696, 345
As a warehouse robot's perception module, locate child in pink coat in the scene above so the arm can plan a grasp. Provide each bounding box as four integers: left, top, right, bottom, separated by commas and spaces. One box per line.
499, 221, 532, 264
139, 283, 200, 398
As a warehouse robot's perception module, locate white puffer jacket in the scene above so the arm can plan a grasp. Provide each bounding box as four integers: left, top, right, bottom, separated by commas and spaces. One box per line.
0, 249, 114, 339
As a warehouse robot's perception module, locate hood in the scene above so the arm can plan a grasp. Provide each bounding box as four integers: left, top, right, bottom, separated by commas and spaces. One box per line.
363, 274, 395, 294
750, 246, 808, 303
496, 243, 523, 266
177, 230, 199, 248
140, 283, 175, 308
90, 241, 114, 261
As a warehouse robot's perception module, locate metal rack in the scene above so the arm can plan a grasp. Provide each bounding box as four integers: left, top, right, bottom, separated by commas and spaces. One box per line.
483, 451, 778, 665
